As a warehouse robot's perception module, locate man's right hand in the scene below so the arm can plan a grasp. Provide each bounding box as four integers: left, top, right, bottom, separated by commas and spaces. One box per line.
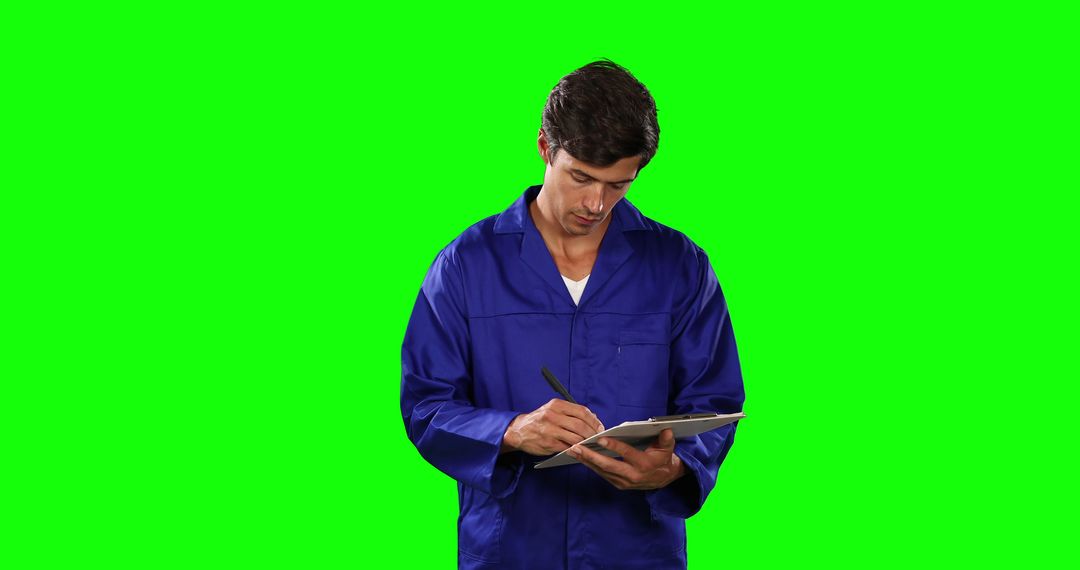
501, 399, 605, 456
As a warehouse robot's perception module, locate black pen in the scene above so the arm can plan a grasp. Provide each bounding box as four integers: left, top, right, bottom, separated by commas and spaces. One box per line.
540, 366, 578, 404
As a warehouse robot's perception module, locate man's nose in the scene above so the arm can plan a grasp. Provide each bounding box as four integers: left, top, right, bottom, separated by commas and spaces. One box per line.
582, 183, 605, 214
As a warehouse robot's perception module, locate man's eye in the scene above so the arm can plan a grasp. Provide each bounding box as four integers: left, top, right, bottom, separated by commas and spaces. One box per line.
611, 184, 626, 191
573, 177, 589, 184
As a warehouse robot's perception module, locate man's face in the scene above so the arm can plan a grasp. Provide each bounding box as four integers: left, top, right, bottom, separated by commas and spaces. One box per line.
539, 135, 641, 237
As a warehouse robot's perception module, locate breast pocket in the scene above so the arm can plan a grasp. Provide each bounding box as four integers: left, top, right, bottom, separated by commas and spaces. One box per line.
615, 329, 671, 408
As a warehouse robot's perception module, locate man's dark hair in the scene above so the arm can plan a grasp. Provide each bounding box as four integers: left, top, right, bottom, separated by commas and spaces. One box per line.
541, 59, 660, 170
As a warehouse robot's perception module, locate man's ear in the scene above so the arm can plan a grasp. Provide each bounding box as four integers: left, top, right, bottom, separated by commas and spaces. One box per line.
537, 129, 551, 164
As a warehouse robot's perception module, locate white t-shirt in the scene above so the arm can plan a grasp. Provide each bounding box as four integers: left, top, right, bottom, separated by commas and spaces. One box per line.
561, 274, 590, 305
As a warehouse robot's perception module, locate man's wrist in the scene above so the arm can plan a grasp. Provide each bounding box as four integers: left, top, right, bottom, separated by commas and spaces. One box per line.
500, 416, 521, 453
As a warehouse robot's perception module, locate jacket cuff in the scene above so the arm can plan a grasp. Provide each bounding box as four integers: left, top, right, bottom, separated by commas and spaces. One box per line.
645, 449, 705, 519
479, 410, 526, 499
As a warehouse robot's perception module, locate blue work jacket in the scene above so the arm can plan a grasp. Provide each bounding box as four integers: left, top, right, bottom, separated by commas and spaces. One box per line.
401, 185, 745, 569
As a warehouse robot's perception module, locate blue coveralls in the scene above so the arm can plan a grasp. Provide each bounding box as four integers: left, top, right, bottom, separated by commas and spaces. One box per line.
401, 185, 745, 569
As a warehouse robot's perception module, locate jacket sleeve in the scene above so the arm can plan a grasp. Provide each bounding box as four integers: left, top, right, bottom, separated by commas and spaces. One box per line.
400, 249, 525, 499
646, 247, 745, 519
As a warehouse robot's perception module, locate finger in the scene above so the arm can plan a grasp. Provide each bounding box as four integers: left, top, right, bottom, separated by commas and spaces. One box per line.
579, 460, 634, 489
537, 403, 591, 439
547, 426, 586, 450
552, 401, 605, 434
570, 445, 622, 478
596, 436, 638, 457
567, 403, 605, 434
596, 437, 652, 470
552, 414, 600, 441
657, 429, 675, 451
585, 408, 606, 432
527, 423, 584, 454
571, 444, 639, 481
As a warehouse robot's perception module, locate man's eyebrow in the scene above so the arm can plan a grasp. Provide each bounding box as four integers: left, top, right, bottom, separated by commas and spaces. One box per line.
569, 168, 636, 184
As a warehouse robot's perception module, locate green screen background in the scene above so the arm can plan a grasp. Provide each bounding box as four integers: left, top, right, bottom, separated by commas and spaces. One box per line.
7, 3, 1075, 568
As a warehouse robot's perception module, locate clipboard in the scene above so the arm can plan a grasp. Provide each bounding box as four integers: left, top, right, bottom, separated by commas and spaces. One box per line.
533, 411, 746, 469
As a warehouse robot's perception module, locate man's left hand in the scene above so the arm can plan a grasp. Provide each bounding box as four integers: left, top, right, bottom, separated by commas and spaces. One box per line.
567, 428, 686, 491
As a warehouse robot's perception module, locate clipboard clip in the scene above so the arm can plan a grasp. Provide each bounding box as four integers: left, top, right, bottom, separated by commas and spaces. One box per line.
648, 413, 720, 422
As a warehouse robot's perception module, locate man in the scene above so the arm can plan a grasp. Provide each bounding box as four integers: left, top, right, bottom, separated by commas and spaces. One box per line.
401, 60, 745, 569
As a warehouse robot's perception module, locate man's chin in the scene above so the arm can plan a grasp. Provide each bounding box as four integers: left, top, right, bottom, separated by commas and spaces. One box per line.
562, 222, 597, 236
566, 215, 604, 234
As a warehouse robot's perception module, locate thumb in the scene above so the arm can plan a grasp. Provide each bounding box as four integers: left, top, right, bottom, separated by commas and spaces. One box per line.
659, 429, 675, 450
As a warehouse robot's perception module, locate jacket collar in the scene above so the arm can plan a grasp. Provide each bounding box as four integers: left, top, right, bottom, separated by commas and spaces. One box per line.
493, 185, 651, 308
